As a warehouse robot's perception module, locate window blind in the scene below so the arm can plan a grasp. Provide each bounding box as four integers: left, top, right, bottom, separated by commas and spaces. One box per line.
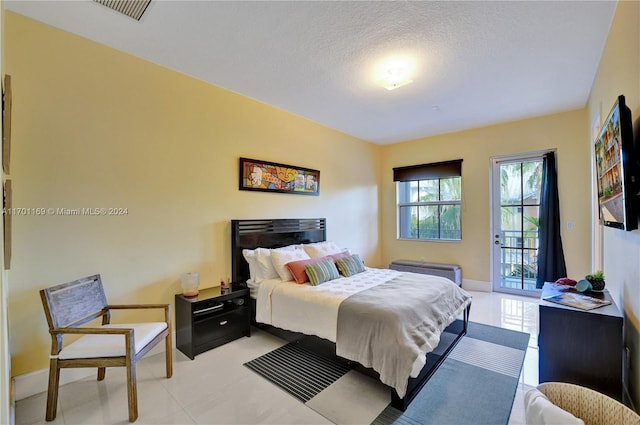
393, 159, 463, 182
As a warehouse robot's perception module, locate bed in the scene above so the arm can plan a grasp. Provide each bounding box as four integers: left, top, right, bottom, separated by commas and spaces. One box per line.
231, 218, 471, 411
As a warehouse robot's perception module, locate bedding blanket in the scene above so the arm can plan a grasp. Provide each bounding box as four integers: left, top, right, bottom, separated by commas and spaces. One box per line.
255, 268, 401, 341
336, 273, 471, 398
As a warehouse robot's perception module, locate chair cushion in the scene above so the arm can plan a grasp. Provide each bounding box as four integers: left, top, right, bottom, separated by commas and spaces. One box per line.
536, 382, 640, 425
525, 388, 585, 425
59, 322, 168, 359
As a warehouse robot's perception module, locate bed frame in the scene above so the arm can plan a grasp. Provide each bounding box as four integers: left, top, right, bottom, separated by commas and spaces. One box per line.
231, 218, 469, 411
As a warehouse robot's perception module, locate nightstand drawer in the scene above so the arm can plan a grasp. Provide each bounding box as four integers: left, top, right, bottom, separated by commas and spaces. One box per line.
193, 308, 248, 347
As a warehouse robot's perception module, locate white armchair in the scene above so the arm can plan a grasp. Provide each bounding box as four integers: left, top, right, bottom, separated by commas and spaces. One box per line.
526, 382, 639, 425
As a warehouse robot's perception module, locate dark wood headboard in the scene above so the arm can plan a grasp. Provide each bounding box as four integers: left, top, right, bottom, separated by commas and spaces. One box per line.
231, 218, 326, 284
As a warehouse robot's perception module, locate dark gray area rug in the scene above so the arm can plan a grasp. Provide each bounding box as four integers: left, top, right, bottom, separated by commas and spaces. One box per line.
245, 322, 529, 425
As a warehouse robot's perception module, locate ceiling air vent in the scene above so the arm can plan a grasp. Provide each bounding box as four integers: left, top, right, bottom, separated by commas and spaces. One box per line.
93, 0, 152, 21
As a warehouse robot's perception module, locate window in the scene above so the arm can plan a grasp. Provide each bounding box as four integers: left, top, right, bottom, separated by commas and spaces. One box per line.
394, 160, 462, 241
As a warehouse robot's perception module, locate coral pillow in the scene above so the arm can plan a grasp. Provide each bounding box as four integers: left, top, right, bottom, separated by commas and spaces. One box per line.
286, 256, 331, 284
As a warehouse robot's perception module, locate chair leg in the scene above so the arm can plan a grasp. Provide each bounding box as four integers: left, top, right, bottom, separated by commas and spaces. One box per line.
126, 361, 138, 422
165, 333, 173, 378
45, 360, 60, 421
97, 367, 106, 381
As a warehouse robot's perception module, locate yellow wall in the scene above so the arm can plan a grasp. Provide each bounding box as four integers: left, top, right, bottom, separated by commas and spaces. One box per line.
380, 110, 592, 286
587, 0, 640, 410
5, 12, 381, 375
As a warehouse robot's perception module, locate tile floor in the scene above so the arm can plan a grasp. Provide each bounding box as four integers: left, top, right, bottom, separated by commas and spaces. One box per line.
15, 290, 540, 425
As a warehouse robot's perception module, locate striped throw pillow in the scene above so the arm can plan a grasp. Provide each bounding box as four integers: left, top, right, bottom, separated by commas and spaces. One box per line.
335, 254, 365, 277
305, 258, 340, 286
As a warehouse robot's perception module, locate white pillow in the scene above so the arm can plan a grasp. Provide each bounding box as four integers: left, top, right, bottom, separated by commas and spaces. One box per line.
524, 388, 585, 425
254, 247, 279, 282
270, 246, 310, 281
303, 241, 343, 258
242, 249, 258, 284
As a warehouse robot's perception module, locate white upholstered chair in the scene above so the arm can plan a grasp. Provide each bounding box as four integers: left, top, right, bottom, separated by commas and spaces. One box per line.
39, 274, 173, 422
526, 382, 640, 425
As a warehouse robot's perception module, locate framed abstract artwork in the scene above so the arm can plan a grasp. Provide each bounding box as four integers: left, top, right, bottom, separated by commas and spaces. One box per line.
239, 157, 320, 196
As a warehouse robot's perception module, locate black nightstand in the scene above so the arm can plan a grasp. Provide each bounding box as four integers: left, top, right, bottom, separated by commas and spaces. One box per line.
175, 283, 251, 359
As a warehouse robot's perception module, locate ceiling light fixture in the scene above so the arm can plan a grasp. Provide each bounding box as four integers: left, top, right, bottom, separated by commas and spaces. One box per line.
373, 56, 416, 91
379, 67, 413, 91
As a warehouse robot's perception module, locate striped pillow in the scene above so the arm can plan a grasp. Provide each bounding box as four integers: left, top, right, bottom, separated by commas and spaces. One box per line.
286, 256, 331, 284
305, 258, 340, 286
335, 254, 365, 277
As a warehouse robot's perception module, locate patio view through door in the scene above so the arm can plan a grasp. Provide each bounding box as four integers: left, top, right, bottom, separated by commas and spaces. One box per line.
491, 154, 544, 295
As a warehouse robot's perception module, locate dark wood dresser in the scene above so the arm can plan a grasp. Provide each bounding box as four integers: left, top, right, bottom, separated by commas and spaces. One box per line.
538, 283, 623, 401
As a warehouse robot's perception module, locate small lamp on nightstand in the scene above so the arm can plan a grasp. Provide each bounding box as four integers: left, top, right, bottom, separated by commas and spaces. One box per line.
180, 272, 200, 297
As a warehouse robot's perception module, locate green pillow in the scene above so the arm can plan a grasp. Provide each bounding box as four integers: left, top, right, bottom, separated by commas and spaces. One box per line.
335, 254, 365, 277
304, 258, 340, 285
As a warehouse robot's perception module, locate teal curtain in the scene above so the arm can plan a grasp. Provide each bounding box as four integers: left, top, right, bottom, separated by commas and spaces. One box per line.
536, 152, 567, 288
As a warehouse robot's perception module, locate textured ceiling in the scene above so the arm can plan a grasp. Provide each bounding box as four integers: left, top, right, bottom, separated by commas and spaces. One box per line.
5, 1, 617, 145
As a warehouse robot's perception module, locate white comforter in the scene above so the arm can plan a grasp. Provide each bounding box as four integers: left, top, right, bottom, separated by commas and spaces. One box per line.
255, 268, 472, 398
256, 267, 401, 341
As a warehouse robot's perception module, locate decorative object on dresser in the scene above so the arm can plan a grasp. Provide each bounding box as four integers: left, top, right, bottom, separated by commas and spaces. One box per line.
175, 284, 250, 360
543, 290, 611, 311
39, 274, 173, 423
586, 270, 606, 291
238, 157, 320, 196
388, 259, 461, 286
538, 283, 623, 401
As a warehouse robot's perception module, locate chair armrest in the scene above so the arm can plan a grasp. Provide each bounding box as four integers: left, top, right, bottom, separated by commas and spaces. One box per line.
107, 304, 170, 310
51, 327, 134, 336
105, 304, 171, 324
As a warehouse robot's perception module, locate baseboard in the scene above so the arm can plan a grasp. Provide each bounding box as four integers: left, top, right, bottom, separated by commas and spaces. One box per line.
462, 279, 491, 292
13, 332, 173, 401
14, 367, 95, 401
